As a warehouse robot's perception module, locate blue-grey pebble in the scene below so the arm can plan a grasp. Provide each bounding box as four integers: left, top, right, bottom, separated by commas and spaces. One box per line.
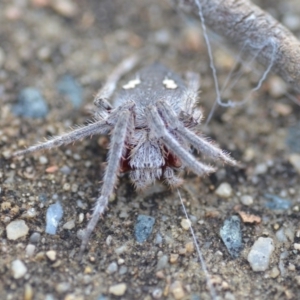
45, 201, 63, 235
286, 122, 300, 153
57, 75, 83, 108
264, 193, 291, 210
220, 215, 243, 258
134, 215, 155, 243
12, 87, 48, 118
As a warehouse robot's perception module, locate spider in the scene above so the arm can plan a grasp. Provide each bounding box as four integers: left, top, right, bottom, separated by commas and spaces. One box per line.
14, 55, 236, 256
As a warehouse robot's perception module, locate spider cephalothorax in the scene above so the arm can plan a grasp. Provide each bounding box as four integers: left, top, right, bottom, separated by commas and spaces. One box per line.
14, 56, 236, 256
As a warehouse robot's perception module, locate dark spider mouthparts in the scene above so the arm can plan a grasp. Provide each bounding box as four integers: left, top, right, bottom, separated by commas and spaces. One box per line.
13, 55, 236, 258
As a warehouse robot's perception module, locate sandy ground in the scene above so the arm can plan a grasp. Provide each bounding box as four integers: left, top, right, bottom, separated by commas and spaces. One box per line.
1, 0, 300, 299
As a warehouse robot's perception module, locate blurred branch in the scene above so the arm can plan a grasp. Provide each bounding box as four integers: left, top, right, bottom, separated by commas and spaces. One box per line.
174, 0, 300, 93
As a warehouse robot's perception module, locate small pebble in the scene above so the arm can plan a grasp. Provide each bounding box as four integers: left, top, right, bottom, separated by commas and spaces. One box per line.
156, 255, 168, 270
155, 233, 163, 244
25, 244, 36, 257
286, 122, 300, 153
276, 227, 288, 243
24, 284, 33, 300
0, 47, 5, 68
134, 215, 155, 243
264, 194, 291, 210
215, 182, 232, 198
240, 195, 253, 206
254, 163, 268, 175
108, 283, 127, 296
12, 87, 48, 118
46, 250, 57, 261
185, 241, 194, 253
152, 288, 163, 299
293, 243, 300, 250
220, 216, 243, 258
180, 218, 191, 230
11, 259, 27, 279
50, 0, 78, 18
63, 183, 71, 191
119, 265, 128, 275
282, 13, 300, 30
57, 75, 83, 108
63, 219, 75, 230
45, 201, 63, 234
29, 232, 41, 244
106, 262, 118, 274
170, 281, 185, 300
269, 266, 280, 278
247, 237, 274, 271
289, 154, 300, 174
268, 76, 287, 98
6, 219, 29, 240
39, 156, 48, 165
170, 254, 179, 264
55, 282, 71, 294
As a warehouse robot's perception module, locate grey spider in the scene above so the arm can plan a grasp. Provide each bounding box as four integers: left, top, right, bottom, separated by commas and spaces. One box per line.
14, 55, 236, 256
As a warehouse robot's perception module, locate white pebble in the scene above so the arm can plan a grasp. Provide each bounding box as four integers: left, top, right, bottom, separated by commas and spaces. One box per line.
215, 182, 232, 198
240, 195, 253, 206
247, 237, 274, 271
180, 218, 191, 230
11, 259, 27, 279
282, 14, 300, 30
0, 47, 5, 68
106, 262, 118, 274
39, 156, 48, 165
25, 244, 36, 257
268, 76, 287, 98
46, 250, 57, 261
63, 219, 75, 230
289, 154, 300, 174
254, 163, 268, 175
109, 283, 127, 296
6, 220, 29, 240
45, 202, 63, 235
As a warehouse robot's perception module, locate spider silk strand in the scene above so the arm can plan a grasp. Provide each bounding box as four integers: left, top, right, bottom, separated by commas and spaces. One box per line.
177, 188, 217, 300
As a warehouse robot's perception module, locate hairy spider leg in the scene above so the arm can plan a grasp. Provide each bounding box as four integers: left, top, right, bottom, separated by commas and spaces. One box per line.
156, 101, 237, 165
79, 109, 132, 257
182, 71, 201, 115
13, 120, 111, 157
147, 105, 216, 176
93, 54, 140, 111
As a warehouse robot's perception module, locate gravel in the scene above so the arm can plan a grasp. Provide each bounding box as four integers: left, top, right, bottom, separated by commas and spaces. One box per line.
108, 283, 127, 296
247, 237, 275, 272
220, 216, 243, 258
12, 87, 49, 118
215, 182, 233, 198
57, 75, 83, 108
45, 201, 64, 235
11, 259, 27, 279
134, 214, 155, 243
6, 219, 29, 240
2, 0, 300, 299
264, 193, 292, 210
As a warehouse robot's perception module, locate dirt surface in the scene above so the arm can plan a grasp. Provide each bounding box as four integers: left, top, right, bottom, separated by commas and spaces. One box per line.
1, 0, 300, 299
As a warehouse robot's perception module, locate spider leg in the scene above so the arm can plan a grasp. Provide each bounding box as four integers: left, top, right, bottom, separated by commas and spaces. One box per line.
79, 109, 132, 257
184, 72, 200, 112
164, 166, 184, 187
147, 105, 216, 176
180, 71, 203, 126
13, 120, 111, 157
157, 101, 237, 165
93, 54, 140, 107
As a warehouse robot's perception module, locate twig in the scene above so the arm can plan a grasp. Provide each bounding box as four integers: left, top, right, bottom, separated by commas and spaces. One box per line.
174, 0, 300, 93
